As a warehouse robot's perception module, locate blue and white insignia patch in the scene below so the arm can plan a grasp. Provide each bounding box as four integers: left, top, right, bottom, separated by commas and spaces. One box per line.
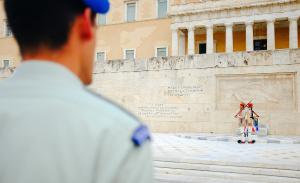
131, 125, 151, 147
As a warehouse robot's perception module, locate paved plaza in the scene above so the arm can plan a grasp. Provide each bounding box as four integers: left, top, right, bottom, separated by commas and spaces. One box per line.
152, 134, 300, 183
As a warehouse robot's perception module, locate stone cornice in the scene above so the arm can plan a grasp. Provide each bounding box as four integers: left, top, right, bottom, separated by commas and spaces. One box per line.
169, 0, 297, 16
171, 4, 300, 27
92, 49, 300, 74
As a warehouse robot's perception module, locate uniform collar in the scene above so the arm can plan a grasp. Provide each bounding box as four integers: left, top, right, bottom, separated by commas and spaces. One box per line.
10, 61, 84, 89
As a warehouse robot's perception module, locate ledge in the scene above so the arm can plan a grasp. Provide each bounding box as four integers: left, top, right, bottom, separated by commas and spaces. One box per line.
169, 0, 296, 16
2, 49, 300, 78
93, 49, 300, 74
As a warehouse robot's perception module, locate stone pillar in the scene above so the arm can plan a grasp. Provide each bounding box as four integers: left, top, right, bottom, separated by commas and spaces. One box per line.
188, 27, 195, 55
171, 28, 178, 56
225, 23, 233, 53
179, 31, 186, 56
246, 21, 254, 51
289, 17, 299, 49
267, 19, 275, 50
206, 25, 214, 54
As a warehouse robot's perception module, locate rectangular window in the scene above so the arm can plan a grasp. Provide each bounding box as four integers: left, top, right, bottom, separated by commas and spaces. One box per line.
199, 43, 206, 54
254, 39, 267, 51
125, 49, 135, 60
3, 60, 10, 68
5, 20, 12, 37
96, 52, 105, 62
157, 0, 167, 18
156, 47, 167, 57
126, 3, 136, 22
97, 14, 106, 25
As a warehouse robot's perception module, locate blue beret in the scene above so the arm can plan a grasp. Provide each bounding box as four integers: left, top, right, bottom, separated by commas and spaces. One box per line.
83, 0, 110, 14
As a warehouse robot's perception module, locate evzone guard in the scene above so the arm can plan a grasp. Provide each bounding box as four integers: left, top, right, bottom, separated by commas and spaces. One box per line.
234, 101, 259, 144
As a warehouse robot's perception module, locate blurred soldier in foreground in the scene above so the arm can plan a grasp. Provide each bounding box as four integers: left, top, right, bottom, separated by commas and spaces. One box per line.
0, 0, 153, 182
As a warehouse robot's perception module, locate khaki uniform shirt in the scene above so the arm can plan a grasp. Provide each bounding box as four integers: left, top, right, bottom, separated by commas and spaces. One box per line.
0, 61, 154, 183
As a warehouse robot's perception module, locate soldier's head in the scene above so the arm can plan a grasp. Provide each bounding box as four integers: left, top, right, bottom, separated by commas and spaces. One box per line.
240, 102, 245, 109
4, 0, 109, 85
248, 103, 253, 109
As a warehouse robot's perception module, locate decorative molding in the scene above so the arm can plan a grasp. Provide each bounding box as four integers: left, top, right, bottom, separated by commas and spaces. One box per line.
170, 9, 300, 30
289, 16, 299, 21
123, 0, 138, 2
172, 2, 300, 26
169, 0, 297, 16
225, 23, 233, 27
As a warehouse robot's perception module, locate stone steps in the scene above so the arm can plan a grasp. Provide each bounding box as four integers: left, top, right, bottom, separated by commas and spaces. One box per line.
156, 171, 300, 183
154, 160, 300, 183
176, 134, 300, 144
154, 157, 300, 171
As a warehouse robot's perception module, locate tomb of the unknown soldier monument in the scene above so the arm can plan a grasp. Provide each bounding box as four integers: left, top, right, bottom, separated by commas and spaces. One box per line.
90, 49, 300, 136
2, 49, 300, 135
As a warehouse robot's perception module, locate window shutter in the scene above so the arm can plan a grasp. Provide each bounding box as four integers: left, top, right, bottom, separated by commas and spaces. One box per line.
126, 50, 135, 59
158, 0, 167, 18
127, 3, 136, 22
157, 48, 167, 57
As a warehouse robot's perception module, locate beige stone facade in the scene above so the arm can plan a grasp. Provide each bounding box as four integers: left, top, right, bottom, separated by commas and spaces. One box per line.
95, 0, 172, 60
0, 0, 172, 65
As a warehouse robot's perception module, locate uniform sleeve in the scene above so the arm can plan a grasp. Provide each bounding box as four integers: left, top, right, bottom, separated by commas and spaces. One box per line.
115, 141, 154, 183
92, 128, 154, 183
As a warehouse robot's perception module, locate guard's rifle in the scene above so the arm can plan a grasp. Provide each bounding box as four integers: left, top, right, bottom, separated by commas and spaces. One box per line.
234, 99, 253, 118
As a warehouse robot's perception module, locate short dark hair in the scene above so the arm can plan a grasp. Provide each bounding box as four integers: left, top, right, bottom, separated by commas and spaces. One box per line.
4, 0, 96, 54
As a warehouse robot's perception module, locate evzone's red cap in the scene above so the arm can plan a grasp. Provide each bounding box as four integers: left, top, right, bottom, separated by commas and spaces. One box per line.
248, 103, 253, 108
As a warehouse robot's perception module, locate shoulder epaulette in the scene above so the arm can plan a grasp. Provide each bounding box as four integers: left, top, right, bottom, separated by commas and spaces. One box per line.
131, 125, 151, 147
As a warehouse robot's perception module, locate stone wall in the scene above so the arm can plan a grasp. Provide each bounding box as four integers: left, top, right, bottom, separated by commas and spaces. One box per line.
91, 49, 300, 135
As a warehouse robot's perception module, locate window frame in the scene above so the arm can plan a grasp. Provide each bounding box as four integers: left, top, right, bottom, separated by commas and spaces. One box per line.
253, 36, 267, 51
2, 59, 10, 69
199, 43, 207, 54
196, 41, 206, 54
155, 46, 168, 57
195, 40, 217, 54
95, 51, 106, 62
253, 39, 267, 51
4, 20, 12, 37
156, 0, 168, 19
123, 48, 136, 60
97, 14, 107, 26
125, 1, 137, 22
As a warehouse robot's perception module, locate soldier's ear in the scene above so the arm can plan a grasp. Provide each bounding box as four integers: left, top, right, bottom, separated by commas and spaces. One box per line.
78, 8, 94, 41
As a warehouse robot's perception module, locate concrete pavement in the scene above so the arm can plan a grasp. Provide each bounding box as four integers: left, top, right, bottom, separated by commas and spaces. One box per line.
152, 134, 300, 183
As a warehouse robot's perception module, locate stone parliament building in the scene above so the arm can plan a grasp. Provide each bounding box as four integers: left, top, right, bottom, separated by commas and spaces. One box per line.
1, 0, 300, 135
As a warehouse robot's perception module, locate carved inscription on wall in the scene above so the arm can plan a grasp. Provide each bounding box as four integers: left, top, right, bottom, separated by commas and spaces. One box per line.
137, 104, 182, 119
164, 85, 204, 97
136, 103, 210, 122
